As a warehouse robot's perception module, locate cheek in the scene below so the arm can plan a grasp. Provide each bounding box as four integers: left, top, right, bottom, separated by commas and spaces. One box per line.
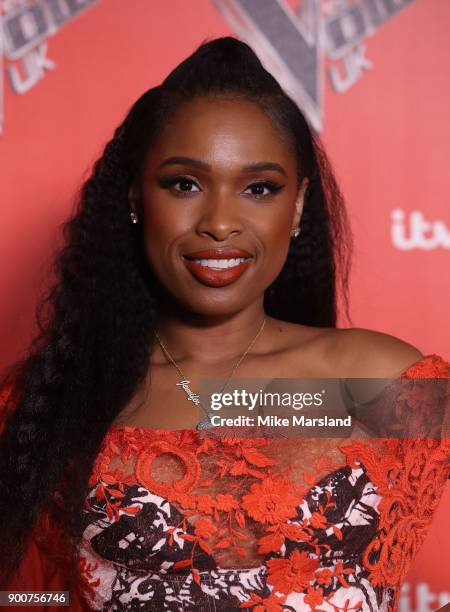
260, 207, 293, 250
141, 194, 175, 234
139, 216, 174, 276
255, 214, 294, 284
265, 231, 291, 271
140, 193, 188, 254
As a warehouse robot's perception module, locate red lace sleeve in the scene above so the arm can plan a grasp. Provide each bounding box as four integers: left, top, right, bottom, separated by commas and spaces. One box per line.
401, 353, 450, 441
339, 353, 450, 605
400, 353, 449, 379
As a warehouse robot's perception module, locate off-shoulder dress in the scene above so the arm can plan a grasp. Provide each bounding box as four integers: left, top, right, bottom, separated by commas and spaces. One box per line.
4, 354, 450, 612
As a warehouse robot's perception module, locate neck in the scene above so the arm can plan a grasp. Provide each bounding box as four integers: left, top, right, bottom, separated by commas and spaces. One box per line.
152, 302, 267, 367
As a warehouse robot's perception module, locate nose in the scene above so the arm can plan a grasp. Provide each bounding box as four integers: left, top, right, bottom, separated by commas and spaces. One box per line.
195, 194, 244, 241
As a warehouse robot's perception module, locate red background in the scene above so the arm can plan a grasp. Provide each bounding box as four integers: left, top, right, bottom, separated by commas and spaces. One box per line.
1, 1, 449, 605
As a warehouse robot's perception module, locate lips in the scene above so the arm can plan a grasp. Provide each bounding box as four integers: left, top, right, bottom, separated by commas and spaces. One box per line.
182, 247, 253, 287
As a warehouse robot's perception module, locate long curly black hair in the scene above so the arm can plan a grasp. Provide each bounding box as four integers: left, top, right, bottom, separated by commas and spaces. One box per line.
0, 36, 353, 588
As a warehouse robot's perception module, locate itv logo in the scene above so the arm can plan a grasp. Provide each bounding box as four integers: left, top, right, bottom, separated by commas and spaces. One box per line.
391, 209, 450, 250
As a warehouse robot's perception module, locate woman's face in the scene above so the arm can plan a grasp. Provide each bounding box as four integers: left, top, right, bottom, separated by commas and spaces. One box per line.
132, 97, 307, 317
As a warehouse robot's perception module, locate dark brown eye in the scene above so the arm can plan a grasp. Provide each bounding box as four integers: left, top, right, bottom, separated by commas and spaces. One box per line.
243, 181, 284, 198
251, 185, 266, 196
178, 179, 197, 192
158, 176, 201, 195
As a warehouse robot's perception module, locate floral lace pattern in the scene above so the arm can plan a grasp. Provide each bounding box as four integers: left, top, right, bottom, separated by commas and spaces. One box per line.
75, 354, 450, 611
0, 354, 447, 610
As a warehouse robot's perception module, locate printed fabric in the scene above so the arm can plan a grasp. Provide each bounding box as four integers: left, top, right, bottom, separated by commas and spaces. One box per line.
2, 354, 449, 611
76, 354, 450, 611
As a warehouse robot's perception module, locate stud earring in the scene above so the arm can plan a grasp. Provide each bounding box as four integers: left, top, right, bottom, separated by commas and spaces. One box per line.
291, 227, 301, 238
130, 211, 138, 224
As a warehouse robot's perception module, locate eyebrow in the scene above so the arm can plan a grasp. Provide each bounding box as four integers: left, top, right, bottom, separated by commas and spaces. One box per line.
158, 156, 288, 178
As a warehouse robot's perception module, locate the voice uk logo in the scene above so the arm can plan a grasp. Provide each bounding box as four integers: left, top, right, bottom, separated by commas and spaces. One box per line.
0, 0, 416, 138
213, 0, 417, 132
0, 0, 100, 138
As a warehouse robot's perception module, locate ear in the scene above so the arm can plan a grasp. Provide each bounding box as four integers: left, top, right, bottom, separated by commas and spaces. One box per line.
292, 176, 309, 230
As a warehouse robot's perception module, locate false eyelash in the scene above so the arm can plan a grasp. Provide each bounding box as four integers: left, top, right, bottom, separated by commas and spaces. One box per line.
158, 176, 199, 189
157, 175, 285, 197
246, 181, 284, 195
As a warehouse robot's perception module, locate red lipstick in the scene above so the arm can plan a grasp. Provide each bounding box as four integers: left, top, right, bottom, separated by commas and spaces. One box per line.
182, 247, 253, 287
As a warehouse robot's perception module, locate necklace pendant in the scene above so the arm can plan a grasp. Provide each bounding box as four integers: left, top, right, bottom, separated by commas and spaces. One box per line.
176, 379, 201, 405
175, 379, 215, 430
156, 318, 266, 434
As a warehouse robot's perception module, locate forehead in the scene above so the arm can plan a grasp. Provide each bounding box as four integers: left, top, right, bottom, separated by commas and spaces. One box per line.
144, 97, 296, 172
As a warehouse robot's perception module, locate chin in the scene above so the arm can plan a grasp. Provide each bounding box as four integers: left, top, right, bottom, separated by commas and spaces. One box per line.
184, 299, 244, 320
164, 289, 248, 319
156, 272, 262, 318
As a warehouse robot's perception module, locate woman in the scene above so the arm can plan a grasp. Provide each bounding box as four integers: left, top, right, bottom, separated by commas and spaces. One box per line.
0, 37, 448, 611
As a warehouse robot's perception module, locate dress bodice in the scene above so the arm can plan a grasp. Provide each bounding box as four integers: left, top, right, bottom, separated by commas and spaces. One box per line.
1, 354, 448, 611
72, 354, 450, 611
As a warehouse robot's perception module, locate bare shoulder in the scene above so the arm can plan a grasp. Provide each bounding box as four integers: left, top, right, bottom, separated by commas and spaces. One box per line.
331, 327, 424, 377
265, 318, 424, 377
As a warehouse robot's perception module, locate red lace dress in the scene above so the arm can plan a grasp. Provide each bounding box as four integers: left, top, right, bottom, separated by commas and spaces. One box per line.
4, 354, 450, 612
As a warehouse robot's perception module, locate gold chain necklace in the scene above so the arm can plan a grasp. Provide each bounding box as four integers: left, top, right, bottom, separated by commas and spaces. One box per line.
154, 317, 266, 430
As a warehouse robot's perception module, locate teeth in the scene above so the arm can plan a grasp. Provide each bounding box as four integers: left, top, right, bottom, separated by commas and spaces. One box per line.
191, 258, 248, 269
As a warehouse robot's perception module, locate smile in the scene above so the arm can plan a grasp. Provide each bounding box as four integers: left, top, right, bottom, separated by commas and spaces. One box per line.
189, 257, 249, 269
182, 255, 253, 287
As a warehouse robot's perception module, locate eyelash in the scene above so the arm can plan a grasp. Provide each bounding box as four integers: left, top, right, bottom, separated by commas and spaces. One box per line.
158, 176, 284, 199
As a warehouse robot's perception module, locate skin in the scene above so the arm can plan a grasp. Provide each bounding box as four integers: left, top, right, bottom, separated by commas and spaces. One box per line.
124, 96, 423, 428
134, 97, 306, 323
